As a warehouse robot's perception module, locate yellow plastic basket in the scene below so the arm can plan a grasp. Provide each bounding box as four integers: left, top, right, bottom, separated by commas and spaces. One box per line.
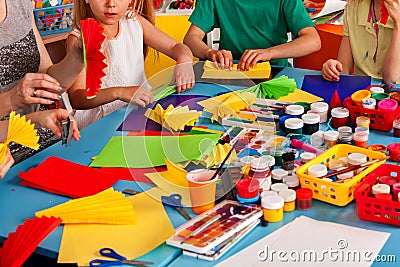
296, 144, 387, 206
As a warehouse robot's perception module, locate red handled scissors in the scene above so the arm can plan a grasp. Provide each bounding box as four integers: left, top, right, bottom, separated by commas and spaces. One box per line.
90, 248, 153, 266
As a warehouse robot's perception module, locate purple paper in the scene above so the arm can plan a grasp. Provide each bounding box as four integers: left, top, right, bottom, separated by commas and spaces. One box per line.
301, 75, 371, 103
117, 95, 208, 131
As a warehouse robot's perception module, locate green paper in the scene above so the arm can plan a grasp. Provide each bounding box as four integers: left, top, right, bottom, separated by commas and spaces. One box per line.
151, 75, 177, 101
90, 134, 221, 168
239, 75, 297, 99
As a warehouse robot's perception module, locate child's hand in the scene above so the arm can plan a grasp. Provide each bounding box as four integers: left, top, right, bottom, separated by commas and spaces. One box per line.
170, 62, 195, 93
238, 49, 270, 71
322, 59, 343, 81
0, 147, 14, 179
384, 0, 400, 25
208, 49, 234, 70
128, 86, 154, 107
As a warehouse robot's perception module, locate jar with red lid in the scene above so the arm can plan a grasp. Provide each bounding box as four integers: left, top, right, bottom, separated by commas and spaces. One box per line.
296, 188, 313, 210
330, 107, 349, 129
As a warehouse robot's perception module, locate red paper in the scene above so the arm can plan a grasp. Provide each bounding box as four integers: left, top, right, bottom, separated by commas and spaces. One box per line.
381, 0, 389, 25
19, 156, 120, 198
0, 216, 61, 267
329, 89, 342, 116
81, 18, 107, 98
100, 166, 167, 184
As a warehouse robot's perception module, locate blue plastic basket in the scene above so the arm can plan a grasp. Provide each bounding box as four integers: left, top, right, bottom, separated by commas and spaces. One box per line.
33, 4, 73, 36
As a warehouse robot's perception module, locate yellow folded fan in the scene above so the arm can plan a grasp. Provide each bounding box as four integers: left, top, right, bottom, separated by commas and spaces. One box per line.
0, 111, 39, 165
35, 188, 135, 225
144, 104, 202, 132
202, 60, 271, 79
205, 143, 237, 168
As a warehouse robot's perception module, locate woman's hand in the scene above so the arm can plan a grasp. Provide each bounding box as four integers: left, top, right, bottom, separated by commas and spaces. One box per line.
0, 147, 14, 179
322, 59, 343, 81
170, 62, 195, 93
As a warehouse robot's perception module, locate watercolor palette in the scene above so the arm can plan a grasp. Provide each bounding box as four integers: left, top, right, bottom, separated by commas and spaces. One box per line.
166, 200, 262, 254
235, 130, 284, 157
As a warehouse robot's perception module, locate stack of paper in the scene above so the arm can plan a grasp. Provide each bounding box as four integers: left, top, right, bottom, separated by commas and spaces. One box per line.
0, 216, 61, 267
0, 111, 39, 165
35, 188, 135, 225
144, 104, 202, 132
198, 91, 256, 122
202, 60, 271, 79
205, 143, 237, 168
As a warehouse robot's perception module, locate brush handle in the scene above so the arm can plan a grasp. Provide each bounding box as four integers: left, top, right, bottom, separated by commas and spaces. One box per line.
210, 142, 237, 180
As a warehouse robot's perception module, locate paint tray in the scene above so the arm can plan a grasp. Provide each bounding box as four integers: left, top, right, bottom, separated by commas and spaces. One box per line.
166, 200, 262, 254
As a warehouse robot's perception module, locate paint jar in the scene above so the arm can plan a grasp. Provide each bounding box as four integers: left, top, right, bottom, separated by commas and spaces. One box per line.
378, 98, 398, 112
261, 190, 278, 198
310, 102, 329, 123
249, 158, 271, 191
301, 113, 320, 135
338, 126, 352, 135
285, 104, 304, 116
279, 115, 298, 134
331, 107, 349, 129
356, 116, 371, 129
300, 152, 316, 164
239, 156, 254, 167
279, 189, 296, 212
270, 183, 289, 193
338, 131, 353, 145
323, 130, 339, 148
348, 153, 367, 166
285, 118, 304, 135
355, 126, 369, 134
353, 131, 369, 148
328, 159, 345, 171
271, 168, 288, 184
296, 188, 313, 210
351, 90, 371, 106
261, 195, 284, 222
369, 86, 385, 95
282, 152, 295, 171
388, 143, 400, 162
336, 167, 354, 181
261, 155, 276, 170
372, 93, 391, 102
375, 194, 393, 201
283, 174, 300, 191
236, 178, 259, 199
394, 120, 400, 138
361, 98, 376, 109
307, 164, 328, 177
310, 130, 325, 147
372, 184, 391, 195
392, 183, 400, 201
270, 147, 285, 166
378, 176, 399, 187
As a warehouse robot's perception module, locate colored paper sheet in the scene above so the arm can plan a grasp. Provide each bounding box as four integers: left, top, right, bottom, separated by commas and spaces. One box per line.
278, 88, 323, 103
19, 156, 120, 198
90, 134, 220, 168
35, 188, 135, 225
202, 60, 271, 79
117, 95, 208, 131
301, 75, 371, 103
205, 143, 237, 167
99, 167, 168, 184
57, 188, 175, 266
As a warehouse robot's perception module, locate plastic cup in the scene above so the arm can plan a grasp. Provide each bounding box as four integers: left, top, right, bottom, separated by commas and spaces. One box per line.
186, 169, 218, 214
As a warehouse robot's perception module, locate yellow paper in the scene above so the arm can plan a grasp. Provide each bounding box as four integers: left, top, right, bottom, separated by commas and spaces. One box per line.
0, 111, 39, 165
202, 60, 271, 79
36, 188, 135, 225
205, 143, 237, 167
278, 88, 323, 103
58, 188, 175, 266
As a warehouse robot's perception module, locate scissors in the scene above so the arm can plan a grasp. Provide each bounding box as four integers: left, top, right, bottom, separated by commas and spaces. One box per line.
90, 248, 153, 266
161, 194, 191, 220
60, 92, 74, 146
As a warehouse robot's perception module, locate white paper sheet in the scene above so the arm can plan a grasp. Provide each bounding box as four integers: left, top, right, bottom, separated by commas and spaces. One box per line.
314, 0, 347, 19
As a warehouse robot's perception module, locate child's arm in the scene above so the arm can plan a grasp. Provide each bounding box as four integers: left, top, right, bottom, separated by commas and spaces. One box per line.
139, 16, 195, 93
0, 147, 14, 179
322, 36, 354, 81
65, 35, 153, 108
382, 0, 400, 83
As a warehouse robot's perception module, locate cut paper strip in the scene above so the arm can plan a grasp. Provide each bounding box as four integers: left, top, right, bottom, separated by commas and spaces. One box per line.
198, 91, 256, 122
0, 111, 39, 165
145, 104, 202, 132
301, 75, 371, 103
90, 134, 220, 168
202, 60, 271, 79
117, 95, 208, 131
57, 188, 175, 267
36, 188, 135, 225
241, 75, 297, 99
0, 216, 61, 267
381, 1, 389, 25
19, 156, 120, 198
80, 18, 107, 99
151, 76, 177, 101
205, 143, 237, 167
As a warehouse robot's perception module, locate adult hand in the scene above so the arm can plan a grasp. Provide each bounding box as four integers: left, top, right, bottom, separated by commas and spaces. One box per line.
27, 109, 80, 141
208, 49, 234, 70
0, 147, 14, 179
10, 73, 62, 109
238, 49, 270, 71
322, 59, 343, 81
170, 62, 195, 93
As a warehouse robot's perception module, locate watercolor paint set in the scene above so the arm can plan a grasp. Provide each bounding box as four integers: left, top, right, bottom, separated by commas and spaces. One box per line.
166, 200, 262, 254
235, 129, 284, 157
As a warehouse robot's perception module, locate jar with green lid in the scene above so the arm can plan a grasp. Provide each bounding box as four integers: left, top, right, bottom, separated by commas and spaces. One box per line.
372, 93, 391, 101
270, 147, 285, 166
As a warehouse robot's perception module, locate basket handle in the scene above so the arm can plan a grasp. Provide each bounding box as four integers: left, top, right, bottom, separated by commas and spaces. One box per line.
355, 183, 370, 198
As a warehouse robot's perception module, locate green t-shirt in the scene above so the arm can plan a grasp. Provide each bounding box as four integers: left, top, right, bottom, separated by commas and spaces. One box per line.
189, 0, 315, 66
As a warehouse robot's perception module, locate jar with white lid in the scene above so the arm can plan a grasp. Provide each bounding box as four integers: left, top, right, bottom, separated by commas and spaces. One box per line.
249, 158, 271, 191
270, 183, 289, 193
261, 195, 285, 222
310, 102, 329, 123
301, 113, 320, 135
323, 130, 339, 148
331, 107, 350, 129
286, 104, 305, 116
271, 168, 288, 184
279, 189, 296, 212
300, 152, 316, 164
285, 118, 304, 135
308, 164, 328, 177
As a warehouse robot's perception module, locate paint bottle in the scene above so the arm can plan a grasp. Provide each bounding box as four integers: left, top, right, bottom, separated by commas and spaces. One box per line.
351, 90, 371, 106
261, 190, 278, 198
338, 131, 353, 145
249, 158, 271, 192
307, 164, 328, 178
279, 189, 296, 212
328, 159, 345, 171
261, 155, 276, 170
271, 168, 288, 184
355, 126, 369, 134
338, 126, 352, 135
296, 188, 313, 210
331, 107, 349, 129
388, 143, 400, 162
393, 119, 400, 138
372, 184, 391, 196
285, 118, 304, 135
285, 104, 305, 117
378, 176, 399, 187
347, 153, 367, 174
261, 195, 284, 222
283, 174, 300, 191
356, 116, 371, 129
236, 178, 259, 199
361, 98, 376, 109
310, 102, 329, 123
301, 113, 320, 135
282, 152, 295, 171
270, 183, 289, 193
353, 131, 369, 148
323, 130, 339, 148
270, 147, 285, 166
391, 183, 400, 201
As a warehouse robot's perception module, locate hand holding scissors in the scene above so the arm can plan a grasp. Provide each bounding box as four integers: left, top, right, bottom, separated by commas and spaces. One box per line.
90, 248, 153, 266
161, 194, 191, 220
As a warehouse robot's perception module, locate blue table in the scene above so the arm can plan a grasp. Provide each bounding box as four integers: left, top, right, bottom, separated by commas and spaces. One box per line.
0, 67, 399, 267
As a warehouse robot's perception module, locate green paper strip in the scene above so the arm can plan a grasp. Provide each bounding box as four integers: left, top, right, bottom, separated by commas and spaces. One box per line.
151, 75, 177, 101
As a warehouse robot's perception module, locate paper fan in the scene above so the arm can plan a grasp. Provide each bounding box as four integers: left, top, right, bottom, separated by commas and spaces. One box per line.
0, 216, 61, 267
80, 18, 108, 99
35, 188, 135, 225
205, 143, 237, 167
0, 111, 39, 165
240, 75, 296, 99
381, 0, 389, 25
